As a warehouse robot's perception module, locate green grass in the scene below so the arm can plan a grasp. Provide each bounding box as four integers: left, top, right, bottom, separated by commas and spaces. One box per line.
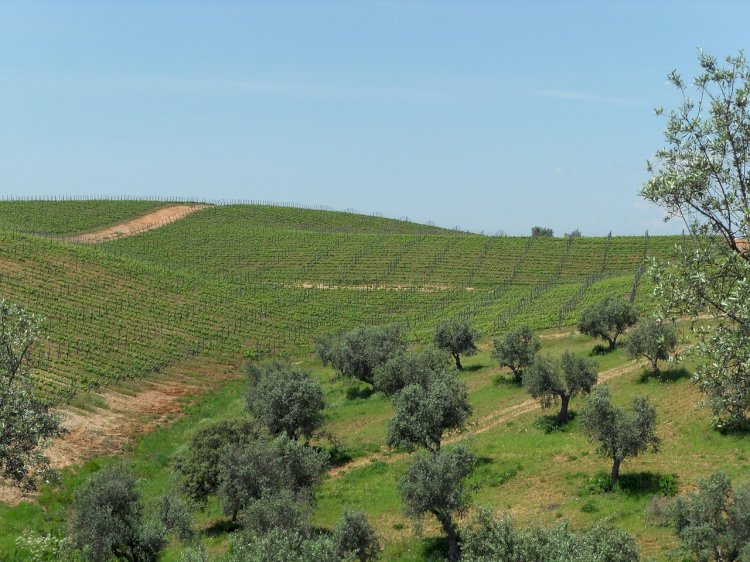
4, 326, 747, 561
0, 200, 724, 560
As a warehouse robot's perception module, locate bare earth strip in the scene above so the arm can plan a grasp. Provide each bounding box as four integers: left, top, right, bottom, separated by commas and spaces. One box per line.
0, 359, 238, 505
67, 204, 208, 243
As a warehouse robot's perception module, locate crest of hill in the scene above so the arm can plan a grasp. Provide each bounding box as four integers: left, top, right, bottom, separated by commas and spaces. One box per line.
0, 200, 173, 235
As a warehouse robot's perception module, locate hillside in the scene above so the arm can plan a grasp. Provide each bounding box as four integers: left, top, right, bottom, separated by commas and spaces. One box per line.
1, 200, 745, 562
0, 201, 676, 396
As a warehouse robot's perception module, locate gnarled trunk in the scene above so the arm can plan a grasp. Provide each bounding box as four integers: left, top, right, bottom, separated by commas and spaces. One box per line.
558, 394, 571, 424
453, 352, 462, 370
434, 510, 460, 562
610, 457, 622, 486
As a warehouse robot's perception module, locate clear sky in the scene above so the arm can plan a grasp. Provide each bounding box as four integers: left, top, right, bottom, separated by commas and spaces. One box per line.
1, 1, 747, 235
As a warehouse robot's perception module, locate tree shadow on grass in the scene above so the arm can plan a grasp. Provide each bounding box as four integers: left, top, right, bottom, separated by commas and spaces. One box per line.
638, 366, 690, 384
204, 518, 242, 537
493, 373, 522, 386
589, 344, 615, 356
420, 537, 450, 561
618, 472, 670, 498
461, 364, 484, 373
535, 412, 578, 434
345, 385, 375, 400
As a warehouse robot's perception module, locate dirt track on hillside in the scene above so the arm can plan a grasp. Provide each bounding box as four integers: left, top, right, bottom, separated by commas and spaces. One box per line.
328, 359, 649, 480
68, 204, 208, 243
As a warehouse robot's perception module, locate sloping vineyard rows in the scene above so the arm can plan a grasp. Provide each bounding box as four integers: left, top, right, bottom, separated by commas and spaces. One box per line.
0, 201, 169, 236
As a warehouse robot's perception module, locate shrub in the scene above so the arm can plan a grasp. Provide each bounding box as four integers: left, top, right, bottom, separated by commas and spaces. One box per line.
658, 473, 679, 497
332, 511, 381, 561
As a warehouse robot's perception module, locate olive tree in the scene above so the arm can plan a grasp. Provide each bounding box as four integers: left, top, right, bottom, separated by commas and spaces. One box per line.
0, 300, 64, 491
491, 325, 541, 384
245, 362, 325, 441
317, 324, 406, 386
434, 319, 479, 370
175, 418, 261, 506
461, 508, 640, 562
373, 347, 451, 396
70, 464, 166, 562
625, 318, 678, 377
398, 445, 476, 562
386, 370, 472, 453
218, 435, 329, 521
523, 352, 598, 424
670, 471, 750, 562
577, 297, 638, 351
332, 510, 381, 561
581, 385, 660, 486
641, 51, 750, 431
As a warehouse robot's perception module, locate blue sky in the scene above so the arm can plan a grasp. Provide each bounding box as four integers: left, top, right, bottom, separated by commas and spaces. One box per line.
1, 1, 748, 235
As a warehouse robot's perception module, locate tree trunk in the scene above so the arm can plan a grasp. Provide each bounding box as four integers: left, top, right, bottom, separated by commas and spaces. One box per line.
651, 357, 660, 377
558, 394, 571, 424
453, 353, 462, 370
435, 511, 460, 562
608, 335, 617, 350
610, 457, 622, 486
511, 367, 522, 384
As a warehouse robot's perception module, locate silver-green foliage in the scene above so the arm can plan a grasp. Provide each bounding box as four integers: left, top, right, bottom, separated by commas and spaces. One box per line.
373, 348, 451, 396
398, 445, 476, 562
217, 435, 329, 521
461, 508, 640, 562
624, 318, 678, 376
670, 472, 750, 562
70, 464, 166, 562
580, 386, 660, 486
386, 370, 472, 453
434, 319, 479, 370
577, 297, 638, 351
641, 51, 750, 431
0, 300, 64, 491
317, 324, 406, 385
524, 351, 598, 423
245, 361, 325, 441
491, 325, 541, 384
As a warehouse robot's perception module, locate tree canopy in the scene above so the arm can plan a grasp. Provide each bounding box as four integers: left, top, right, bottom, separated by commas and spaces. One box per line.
175, 418, 261, 506
386, 370, 472, 453
640, 51, 750, 431
461, 508, 640, 562
625, 318, 678, 377
0, 300, 64, 491
245, 361, 325, 441
581, 385, 660, 486
373, 347, 452, 396
434, 319, 479, 370
577, 296, 638, 351
492, 325, 541, 384
523, 351, 598, 423
670, 471, 750, 562
71, 464, 166, 562
317, 324, 406, 385
398, 445, 476, 562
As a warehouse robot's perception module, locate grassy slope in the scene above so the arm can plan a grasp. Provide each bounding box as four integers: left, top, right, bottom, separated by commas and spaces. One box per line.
1, 201, 723, 560
0, 200, 172, 235
2, 329, 748, 561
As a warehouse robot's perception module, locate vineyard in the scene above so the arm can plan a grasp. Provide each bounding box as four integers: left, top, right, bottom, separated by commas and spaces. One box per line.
0, 200, 679, 398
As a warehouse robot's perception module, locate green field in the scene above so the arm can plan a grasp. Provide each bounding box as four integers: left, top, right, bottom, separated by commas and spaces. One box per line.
1, 199, 740, 561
